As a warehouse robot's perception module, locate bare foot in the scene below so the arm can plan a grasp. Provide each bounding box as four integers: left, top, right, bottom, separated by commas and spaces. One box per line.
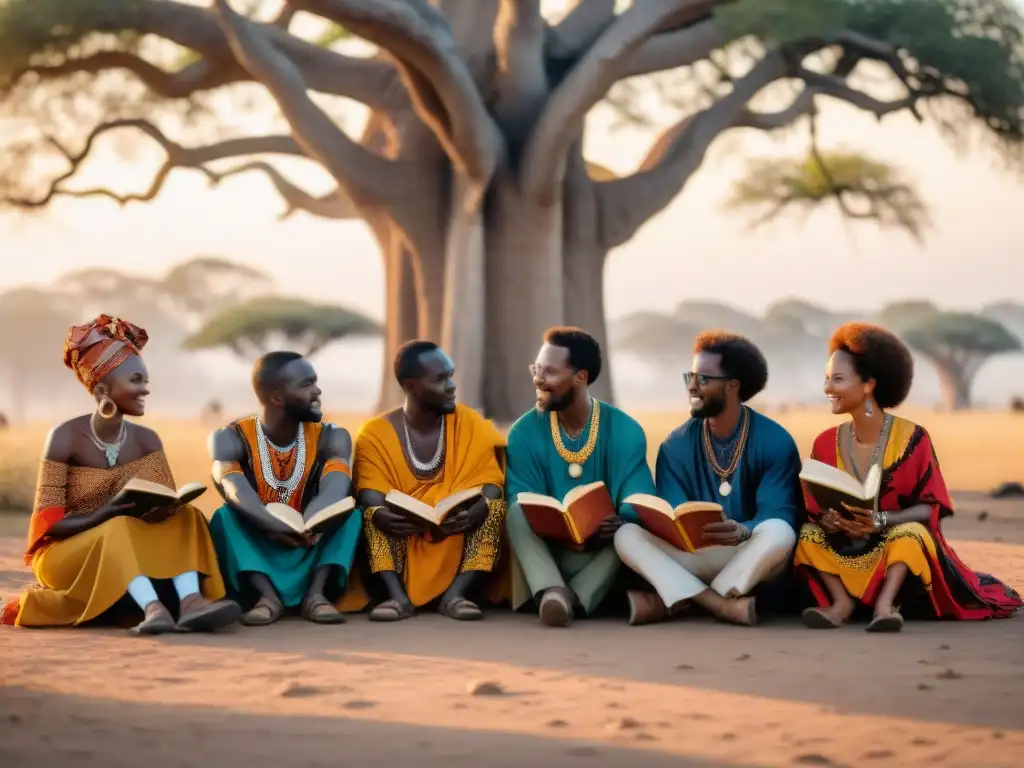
130, 601, 175, 636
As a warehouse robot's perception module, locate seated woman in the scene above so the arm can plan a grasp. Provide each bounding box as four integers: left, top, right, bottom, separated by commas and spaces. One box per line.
794, 322, 1021, 632
1, 315, 241, 635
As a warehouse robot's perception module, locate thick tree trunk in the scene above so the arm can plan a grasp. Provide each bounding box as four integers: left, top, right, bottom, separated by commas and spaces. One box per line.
483, 169, 566, 422
376, 240, 421, 411
441, 173, 487, 410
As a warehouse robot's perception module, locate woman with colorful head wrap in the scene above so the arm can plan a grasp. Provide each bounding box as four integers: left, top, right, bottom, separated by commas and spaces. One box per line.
1, 315, 241, 634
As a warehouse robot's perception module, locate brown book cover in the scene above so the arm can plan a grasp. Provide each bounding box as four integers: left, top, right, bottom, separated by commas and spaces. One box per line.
517, 482, 614, 545
624, 494, 727, 552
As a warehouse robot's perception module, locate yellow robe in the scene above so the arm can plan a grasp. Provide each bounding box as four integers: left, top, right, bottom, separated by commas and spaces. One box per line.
353, 404, 507, 607
3, 451, 225, 628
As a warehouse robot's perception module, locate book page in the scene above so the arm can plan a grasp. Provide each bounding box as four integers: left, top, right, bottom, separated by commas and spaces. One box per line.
121, 477, 177, 498
515, 492, 563, 511
434, 487, 483, 520
562, 481, 606, 509
622, 493, 673, 517
385, 490, 438, 525
264, 502, 306, 533
799, 459, 868, 499
304, 496, 355, 530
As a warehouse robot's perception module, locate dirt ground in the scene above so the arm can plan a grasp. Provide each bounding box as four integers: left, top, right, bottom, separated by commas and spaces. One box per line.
1, 493, 1022, 768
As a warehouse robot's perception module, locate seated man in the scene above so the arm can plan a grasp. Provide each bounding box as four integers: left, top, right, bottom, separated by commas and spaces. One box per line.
506, 327, 656, 627
208, 351, 362, 626
615, 331, 802, 626
354, 340, 506, 622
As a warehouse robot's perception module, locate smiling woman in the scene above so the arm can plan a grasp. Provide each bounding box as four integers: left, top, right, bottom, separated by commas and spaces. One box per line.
0, 314, 240, 634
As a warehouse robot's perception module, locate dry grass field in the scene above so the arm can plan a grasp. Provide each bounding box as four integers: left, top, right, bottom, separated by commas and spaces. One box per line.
0, 407, 1019, 517
2, 406, 1022, 768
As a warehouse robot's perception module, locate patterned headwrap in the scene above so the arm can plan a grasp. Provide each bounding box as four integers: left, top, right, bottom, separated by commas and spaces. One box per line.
62, 314, 149, 392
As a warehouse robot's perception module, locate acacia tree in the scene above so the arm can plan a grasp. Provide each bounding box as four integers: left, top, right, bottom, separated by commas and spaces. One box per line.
182, 295, 381, 358
899, 311, 1021, 410
2, 0, 1022, 420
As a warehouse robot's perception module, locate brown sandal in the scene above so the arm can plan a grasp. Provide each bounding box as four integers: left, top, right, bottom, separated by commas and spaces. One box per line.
301, 594, 347, 625
439, 596, 483, 621
369, 598, 414, 622
241, 596, 286, 627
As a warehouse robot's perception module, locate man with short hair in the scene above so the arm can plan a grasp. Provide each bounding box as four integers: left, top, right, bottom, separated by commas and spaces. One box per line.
208, 351, 362, 626
614, 331, 802, 626
505, 327, 657, 627
354, 340, 507, 622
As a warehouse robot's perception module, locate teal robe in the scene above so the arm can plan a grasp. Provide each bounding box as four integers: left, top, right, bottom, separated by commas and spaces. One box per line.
505, 400, 656, 613
655, 408, 803, 531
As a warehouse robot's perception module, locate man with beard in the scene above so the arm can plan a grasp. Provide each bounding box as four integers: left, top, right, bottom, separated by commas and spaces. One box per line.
208, 351, 363, 626
614, 331, 802, 626
353, 341, 506, 622
505, 327, 656, 627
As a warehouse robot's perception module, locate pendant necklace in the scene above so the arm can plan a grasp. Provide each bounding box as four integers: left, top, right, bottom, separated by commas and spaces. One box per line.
702, 407, 750, 497
89, 419, 127, 467
551, 399, 600, 478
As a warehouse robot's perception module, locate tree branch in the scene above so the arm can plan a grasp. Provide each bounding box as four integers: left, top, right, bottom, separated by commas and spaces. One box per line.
545, 0, 617, 60
210, 161, 358, 220
295, 0, 505, 195
596, 51, 794, 249
214, 0, 410, 209
595, 41, 932, 250
522, 0, 714, 206
493, 0, 549, 137
7, 53, 242, 99
3, 118, 305, 209
617, 17, 724, 79
7, 0, 399, 111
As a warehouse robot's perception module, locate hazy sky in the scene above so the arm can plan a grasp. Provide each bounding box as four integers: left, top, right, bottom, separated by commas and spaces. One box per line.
2, 3, 1022, 323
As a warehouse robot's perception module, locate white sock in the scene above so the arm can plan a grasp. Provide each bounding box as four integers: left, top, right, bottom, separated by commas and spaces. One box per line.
126, 575, 160, 610
172, 571, 200, 600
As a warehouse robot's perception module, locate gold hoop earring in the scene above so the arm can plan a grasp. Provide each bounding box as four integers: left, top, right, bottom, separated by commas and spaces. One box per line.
98, 397, 118, 419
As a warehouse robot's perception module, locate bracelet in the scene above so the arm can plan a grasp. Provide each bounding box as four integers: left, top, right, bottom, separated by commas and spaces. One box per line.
872, 510, 887, 531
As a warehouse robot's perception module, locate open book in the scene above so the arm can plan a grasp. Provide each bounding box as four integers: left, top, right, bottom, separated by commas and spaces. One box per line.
624, 494, 727, 552
111, 478, 207, 518
265, 496, 356, 534
517, 482, 614, 546
799, 458, 881, 516
385, 487, 484, 528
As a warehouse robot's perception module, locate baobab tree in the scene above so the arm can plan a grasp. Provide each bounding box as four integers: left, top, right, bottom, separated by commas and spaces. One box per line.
2, 1, 1022, 420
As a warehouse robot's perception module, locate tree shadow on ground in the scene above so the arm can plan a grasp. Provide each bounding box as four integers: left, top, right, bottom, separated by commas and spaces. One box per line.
0, 685, 724, 768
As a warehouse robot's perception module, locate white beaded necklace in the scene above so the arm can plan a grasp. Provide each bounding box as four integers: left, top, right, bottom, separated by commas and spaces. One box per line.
403, 415, 445, 476
255, 417, 306, 503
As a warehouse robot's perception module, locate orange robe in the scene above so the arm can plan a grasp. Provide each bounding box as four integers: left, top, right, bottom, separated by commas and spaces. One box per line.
353, 404, 507, 606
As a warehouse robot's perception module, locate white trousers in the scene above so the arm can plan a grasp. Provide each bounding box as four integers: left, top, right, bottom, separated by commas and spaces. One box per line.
614, 519, 797, 607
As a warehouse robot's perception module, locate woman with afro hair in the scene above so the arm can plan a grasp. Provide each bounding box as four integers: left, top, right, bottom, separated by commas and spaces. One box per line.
794, 322, 1021, 631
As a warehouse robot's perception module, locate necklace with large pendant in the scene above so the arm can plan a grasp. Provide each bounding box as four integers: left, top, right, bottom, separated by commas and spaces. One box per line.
702, 407, 750, 498
89, 420, 127, 467
551, 399, 601, 478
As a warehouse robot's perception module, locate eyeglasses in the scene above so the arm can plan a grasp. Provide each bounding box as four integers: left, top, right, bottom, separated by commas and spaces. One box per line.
529, 364, 563, 379
683, 372, 732, 387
